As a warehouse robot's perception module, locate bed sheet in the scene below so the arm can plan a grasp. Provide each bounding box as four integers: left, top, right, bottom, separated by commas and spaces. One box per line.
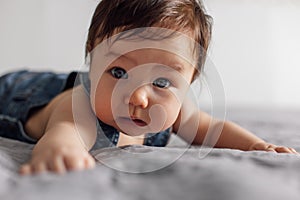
0, 108, 299, 200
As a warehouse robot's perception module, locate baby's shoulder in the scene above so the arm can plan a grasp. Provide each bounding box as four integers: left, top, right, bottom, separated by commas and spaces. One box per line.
47, 85, 89, 113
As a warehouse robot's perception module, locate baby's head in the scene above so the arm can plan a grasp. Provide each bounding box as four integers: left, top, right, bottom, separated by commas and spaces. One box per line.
84, 0, 212, 136
86, 0, 212, 77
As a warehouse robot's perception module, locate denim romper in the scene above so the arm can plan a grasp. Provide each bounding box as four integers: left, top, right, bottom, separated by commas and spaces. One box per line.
0, 70, 171, 149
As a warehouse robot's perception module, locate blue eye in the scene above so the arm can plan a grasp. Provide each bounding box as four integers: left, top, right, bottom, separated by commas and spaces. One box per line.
110, 67, 128, 79
153, 77, 171, 89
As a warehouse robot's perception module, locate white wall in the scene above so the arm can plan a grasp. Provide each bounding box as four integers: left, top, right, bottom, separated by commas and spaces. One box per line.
0, 0, 299, 109
204, 0, 300, 109
0, 0, 98, 72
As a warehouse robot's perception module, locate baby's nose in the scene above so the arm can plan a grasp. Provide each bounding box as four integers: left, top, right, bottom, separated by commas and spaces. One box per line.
125, 86, 149, 109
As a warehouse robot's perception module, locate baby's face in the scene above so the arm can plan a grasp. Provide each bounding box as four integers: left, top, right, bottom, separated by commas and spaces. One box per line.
89, 32, 197, 136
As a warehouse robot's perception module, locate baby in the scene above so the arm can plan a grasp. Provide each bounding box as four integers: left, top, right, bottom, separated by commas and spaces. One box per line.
0, 0, 297, 175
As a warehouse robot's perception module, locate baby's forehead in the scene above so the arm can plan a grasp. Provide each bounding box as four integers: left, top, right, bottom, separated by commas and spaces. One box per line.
90, 28, 200, 74
130, 51, 195, 79
94, 28, 197, 58
94, 40, 196, 66
113, 48, 191, 62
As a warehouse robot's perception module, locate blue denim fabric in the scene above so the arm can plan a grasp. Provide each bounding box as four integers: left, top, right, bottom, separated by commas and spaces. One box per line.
0, 70, 74, 143
0, 70, 171, 149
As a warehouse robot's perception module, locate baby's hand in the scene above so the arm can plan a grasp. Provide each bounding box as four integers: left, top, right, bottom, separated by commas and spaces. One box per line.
249, 142, 299, 154
19, 146, 95, 175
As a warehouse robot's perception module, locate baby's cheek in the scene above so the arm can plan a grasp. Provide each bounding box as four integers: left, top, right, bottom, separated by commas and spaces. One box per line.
162, 104, 181, 129
94, 92, 114, 124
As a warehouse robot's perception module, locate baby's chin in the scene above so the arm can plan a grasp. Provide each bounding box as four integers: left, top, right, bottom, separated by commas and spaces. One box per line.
116, 124, 159, 137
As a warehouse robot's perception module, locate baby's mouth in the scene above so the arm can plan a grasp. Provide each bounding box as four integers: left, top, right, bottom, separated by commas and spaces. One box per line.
117, 117, 148, 127
131, 118, 147, 127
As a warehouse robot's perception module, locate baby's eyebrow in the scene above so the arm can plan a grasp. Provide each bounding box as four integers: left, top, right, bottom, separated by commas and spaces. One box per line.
154, 63, 184, 72
168, 64, 184, 72
155, 58, 186, 72
105, 51, 136, 64
105, 51, 185, 72
105, 51, 122, 58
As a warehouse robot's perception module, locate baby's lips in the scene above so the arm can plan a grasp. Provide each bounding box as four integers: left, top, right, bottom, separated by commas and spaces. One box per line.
131, 118, 147, 127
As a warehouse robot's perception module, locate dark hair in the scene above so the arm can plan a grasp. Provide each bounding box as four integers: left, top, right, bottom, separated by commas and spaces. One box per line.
86, 0, 212, 77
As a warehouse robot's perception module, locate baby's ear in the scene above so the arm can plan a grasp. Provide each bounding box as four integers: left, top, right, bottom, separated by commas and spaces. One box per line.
191, 69, 200, 82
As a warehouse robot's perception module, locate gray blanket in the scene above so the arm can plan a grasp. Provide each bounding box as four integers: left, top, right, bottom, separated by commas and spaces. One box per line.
0, 108, 299, 200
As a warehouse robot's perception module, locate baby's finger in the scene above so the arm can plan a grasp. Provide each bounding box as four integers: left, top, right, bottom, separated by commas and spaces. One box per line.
266, 148, 276, 152
33, 162, 48, 174
274, 146, 293, 153
85, 156, 96, 169
288, 147, 299, 154
64, 156, 85, 171
19, 164, 32, 175
51, 155, 67, 174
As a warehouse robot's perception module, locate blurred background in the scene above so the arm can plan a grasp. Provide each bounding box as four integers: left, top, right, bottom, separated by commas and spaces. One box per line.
0, 0, 299, 109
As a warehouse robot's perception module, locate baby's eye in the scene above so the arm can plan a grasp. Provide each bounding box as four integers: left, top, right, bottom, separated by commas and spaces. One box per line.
110, 67, 128, 79
152, 77, 171, 89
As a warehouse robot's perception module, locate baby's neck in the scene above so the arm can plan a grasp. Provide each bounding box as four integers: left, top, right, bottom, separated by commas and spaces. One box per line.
117, 132, 145, 147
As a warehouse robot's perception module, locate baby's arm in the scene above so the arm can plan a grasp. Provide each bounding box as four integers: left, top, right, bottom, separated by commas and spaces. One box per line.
197, 112, 297, 153
20, 87, 97, 175
173, 101, 298, 153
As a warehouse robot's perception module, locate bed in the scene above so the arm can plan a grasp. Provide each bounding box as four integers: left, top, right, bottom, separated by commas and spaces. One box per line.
0, 108, 299, 200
